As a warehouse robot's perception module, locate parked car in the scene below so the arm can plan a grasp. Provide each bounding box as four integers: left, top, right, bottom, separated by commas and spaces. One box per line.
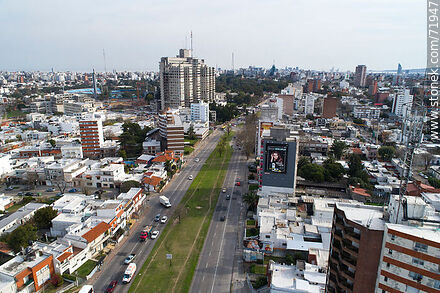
124, 254, 136, 264
220, 216, 225, 222
46, 188, 54, 192
151, 231, 159, 239
56, 192, 63, 197
195, 158, 200, 162
226, 194, 231, 200
160, 216, 168, 224
17, 192, 23, 196
6, 186, 14, 191
68, 188, 78, 193
188, 175, 193, 180
222, 188, 227, 193
25, 192, 33, 197
154, 214, 161, 222
106, 280, 118, 293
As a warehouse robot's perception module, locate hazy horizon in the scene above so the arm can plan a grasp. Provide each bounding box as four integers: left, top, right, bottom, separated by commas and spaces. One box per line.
0, 0, 426, 72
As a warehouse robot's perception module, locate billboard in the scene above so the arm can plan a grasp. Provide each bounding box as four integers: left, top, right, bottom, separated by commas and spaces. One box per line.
265, 143, 288, 173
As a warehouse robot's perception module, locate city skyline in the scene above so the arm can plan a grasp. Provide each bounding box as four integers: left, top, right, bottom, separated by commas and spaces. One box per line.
0, 0, 425, 72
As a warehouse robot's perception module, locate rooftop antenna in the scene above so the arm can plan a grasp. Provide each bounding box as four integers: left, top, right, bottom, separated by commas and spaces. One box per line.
232, 52, 234, 72
190, 31, 193, 56
185, 36, 188, 50
103, 49, 107, 76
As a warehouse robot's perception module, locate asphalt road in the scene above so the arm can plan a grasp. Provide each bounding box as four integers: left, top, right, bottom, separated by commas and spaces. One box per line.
91, 130, 222, 293
190, 138, 249, 293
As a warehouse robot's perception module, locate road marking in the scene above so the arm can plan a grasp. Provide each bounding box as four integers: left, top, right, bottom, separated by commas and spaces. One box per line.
210, 152, 239, 293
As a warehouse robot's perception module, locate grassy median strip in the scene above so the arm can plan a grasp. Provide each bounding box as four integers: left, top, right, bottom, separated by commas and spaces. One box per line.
129, 133, 233, 293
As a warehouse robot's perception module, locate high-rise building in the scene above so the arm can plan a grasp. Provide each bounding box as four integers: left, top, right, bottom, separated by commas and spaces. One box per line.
368, 80, 378, 96
190, 102, 209, 123
322, 97, 338, 119
354, 65, 367, 87
159, 49, 215, 110
79, 118, 104, 158
304, 94, 315, 115
327, 203, 385, 293
376, 223, 440, 293
259, 127, 298, 194
392, 89, 413, 117
158, 109, 185, 156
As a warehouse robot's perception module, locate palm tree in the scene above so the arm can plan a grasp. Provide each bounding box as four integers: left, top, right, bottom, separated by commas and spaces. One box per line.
243, 191, 259, 211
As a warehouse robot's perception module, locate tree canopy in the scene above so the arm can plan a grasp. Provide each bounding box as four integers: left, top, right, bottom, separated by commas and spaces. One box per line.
119, 122, 152, 158
331, 140, 348, 160
120, 180, 141, 193
33, 206, 58, 230
378, 146, 396, 161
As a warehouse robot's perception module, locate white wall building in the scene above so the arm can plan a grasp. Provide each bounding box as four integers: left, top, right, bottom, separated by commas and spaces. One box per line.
392, 89, 413, 117
190, 102, 209, 123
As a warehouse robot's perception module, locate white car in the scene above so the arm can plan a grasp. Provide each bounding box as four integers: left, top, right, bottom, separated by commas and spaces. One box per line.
161, 216, 168, 224
222, 188, 227, 193
151, 231, 159, 239
195, 158, 200, 162
188, 175, 193, 180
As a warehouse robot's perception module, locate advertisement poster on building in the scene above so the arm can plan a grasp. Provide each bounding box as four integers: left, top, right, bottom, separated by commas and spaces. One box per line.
265, 143, 288, 173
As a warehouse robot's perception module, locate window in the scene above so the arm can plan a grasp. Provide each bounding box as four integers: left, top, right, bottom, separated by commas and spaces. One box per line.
414, 242, 428, 252
388, 249, 392, 255
386, 262, 390, 268
408, 271, 423, 282
434, 280, 440, 289
265, 235, 270, 239
384, 276, 388, 282
412, 258, 424, 266
390, 234, 395, 240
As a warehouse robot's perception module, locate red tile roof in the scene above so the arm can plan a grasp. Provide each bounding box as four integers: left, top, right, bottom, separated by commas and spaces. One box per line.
82, 222, 110, 243
351, 186, 370, 197
57, 251, 72, 263
143, 176, 162, 187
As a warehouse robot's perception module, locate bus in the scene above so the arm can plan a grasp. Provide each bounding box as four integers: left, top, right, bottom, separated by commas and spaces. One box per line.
79, 285, 94, 293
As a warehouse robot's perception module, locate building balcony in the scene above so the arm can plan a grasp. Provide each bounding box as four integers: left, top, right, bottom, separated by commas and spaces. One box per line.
342, 244, 359, 256
341, 270, 355, 282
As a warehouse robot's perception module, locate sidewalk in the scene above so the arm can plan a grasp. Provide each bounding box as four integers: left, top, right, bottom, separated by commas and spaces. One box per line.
87, 202, 150, 284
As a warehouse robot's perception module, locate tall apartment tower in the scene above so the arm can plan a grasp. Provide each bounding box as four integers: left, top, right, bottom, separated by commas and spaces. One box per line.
392, 89, 413, 117
376, 223, 440, 293
158, 109, 185, 156
354, 65, 367, 87
327, 203, 385, 293
159, 49, 215, 111
79, 119, 104, 158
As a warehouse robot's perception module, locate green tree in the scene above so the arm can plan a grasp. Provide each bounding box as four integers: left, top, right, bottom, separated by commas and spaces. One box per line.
306, 114, 314, 120
187, 125, 196, 140
352, 117, 365, 125
298, 163, 325, 182
298, 157, 311, 170
243, 191, 259, 211
348, 154, 363, 177
331, 140, 348, 160
118, 149, 127, 160
33, 207, 57, 229
428, 177, 440, 188
6, 223, 38, 253
47, 139, 56, 148
378, 146, 396, 161
120, 180, 141, 193
323, 158, 345, 181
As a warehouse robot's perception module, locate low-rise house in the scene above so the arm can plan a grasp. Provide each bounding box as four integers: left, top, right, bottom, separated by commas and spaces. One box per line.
0, 203, 48, 236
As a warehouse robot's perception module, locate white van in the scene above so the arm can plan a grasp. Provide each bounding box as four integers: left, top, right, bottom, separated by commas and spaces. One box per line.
122, 263, 137, 283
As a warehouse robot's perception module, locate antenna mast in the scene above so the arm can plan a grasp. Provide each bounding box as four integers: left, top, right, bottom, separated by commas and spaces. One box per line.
232, 52, 234, 72
103, 49, 107, 75
190, 31, 193, 55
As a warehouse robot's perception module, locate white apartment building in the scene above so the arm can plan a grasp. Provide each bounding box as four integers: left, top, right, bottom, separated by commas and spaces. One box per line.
160, 49, 215, 110
44, 159, 89, 186
375, 223, 440, 292
190, 102, 209, 123
392, 89, 413, 117
0, 154, 12, 178
61, 145, 83, 159
353, 105, 381, 119
80, 162, 126, 189
63, 101, 95, 116
305, 94, 315, 115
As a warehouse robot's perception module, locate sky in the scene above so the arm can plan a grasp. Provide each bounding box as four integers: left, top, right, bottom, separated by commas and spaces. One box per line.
0, 0, 426, 72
